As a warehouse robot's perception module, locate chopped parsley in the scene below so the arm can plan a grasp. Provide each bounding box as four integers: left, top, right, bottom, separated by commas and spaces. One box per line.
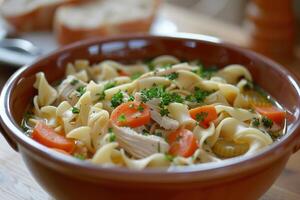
142, 129, 149, 135
72, 107, 80, 114
97, 81, 118, 101
118, 114, 126, 122
186, 87, 212, 103
193, 64, 218, 79
74, 154, 86, 160
76, 86, 86, 97
104, 81, 117, 90
154, 132, 163, 137
128, 95, 135, 101
140, 86, 183, 116
165, 72, 179, 80
141, 86, 165, 102
252, 117, 260, 127
130, 72, 142, 80
97, 92, 105, 101
262, 117, 273, 128
160, 92, 183, 106
111, 91, 124, 108
144, 60, 155, 71
70, 79, 79, 86
137, 104, 144, 112
108, 127, 113, 133
164, 154, 175, 162
160, 107, 169, 116
109, 132, 116, 142
195, 112, 208, 122
160, 63, 173, 69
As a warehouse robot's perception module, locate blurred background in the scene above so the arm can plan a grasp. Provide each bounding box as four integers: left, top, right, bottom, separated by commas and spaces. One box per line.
0, 0, 299, 67
0, 0, 299, 69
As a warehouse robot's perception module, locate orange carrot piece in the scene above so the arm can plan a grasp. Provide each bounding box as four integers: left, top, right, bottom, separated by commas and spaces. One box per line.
110, 101, 151, 128
32, 122, 75, 153
189, 105, 218, 128
167, 129, 198, 157
254, 106, 286, 124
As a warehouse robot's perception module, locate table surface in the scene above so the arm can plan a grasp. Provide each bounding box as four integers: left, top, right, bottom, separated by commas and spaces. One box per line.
0, 3, 300, 200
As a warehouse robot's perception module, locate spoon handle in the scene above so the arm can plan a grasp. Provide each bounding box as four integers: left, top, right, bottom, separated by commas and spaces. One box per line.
0, 47, 37, 67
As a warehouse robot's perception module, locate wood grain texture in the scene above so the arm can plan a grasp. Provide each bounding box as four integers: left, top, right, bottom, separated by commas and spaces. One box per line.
0, 3, 299, 200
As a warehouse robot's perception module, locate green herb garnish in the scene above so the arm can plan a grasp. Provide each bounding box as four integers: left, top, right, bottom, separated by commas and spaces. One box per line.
160, 107, 169, 116
97, 92, 105, 101
195, 112, 208, 122
76, 86, 86, 97
142, 129, 149, 135
130, 72, 142, 80
111, 91, 124, 108
165, 72, 179, 80
164, 154, 175, 162
144, 60, 155, 71
140, 86, 183, 116
70, 79, 79, 86
104, 81, 117, 90
160, 92, 183, 106
128, 95, 135, 102
186, 87, 212, 103
193, 64, 218, 79
137, 104, 144, 112
252, 117, 260, 127
262, 117, 273, 128
109, 132, 116, 142
74, 154, 86, 160
108, 127, 113, 133
72, 107, 80, 114
141, 86, 165, 102
155, 132, 163, 137
118, 114, 126, 122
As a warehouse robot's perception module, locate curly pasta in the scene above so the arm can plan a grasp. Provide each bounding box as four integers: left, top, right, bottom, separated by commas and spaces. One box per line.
23, 55, 286, 169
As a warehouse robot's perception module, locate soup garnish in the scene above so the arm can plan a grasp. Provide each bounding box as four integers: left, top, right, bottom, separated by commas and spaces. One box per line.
22, 55, 286, 169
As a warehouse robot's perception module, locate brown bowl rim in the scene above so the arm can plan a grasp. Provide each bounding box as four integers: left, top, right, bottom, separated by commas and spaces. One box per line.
1, 33, 300, 183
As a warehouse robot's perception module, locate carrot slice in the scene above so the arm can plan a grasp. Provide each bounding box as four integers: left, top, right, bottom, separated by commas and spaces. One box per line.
254, 106, 286, 124
189, 105, 218, 128
167, 129, 198, 157
110, 101, 151, 128
32, 122, 75, 153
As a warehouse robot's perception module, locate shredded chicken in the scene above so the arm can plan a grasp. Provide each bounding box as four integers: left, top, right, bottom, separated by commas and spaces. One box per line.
150, 110, 179, 130
144, 98, 180, 130
112, 125, 169, 159
56, 75, 87, 106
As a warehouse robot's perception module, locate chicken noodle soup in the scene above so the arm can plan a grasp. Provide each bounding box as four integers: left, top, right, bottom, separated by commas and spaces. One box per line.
22, 55, 286, 169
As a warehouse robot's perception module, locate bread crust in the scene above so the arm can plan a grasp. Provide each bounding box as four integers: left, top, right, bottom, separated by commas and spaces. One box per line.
2, 0, 84, 33
55, 0, 161, 45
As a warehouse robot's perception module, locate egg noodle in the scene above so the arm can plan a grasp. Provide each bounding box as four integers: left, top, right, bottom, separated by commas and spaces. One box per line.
22, 55, 286, 169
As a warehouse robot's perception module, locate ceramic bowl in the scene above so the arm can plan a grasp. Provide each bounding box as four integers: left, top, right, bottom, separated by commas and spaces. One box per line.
1, 34, 300, 200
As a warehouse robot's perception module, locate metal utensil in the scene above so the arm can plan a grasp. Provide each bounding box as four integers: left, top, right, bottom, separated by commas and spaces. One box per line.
0, 21, 42, 67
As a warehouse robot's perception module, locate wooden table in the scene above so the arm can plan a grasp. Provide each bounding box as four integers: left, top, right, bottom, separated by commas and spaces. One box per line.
0, 3, 299, 200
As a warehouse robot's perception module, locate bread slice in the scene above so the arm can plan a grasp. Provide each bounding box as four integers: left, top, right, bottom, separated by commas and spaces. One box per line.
54, 0, 160, 45
0, 0, 82, 33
